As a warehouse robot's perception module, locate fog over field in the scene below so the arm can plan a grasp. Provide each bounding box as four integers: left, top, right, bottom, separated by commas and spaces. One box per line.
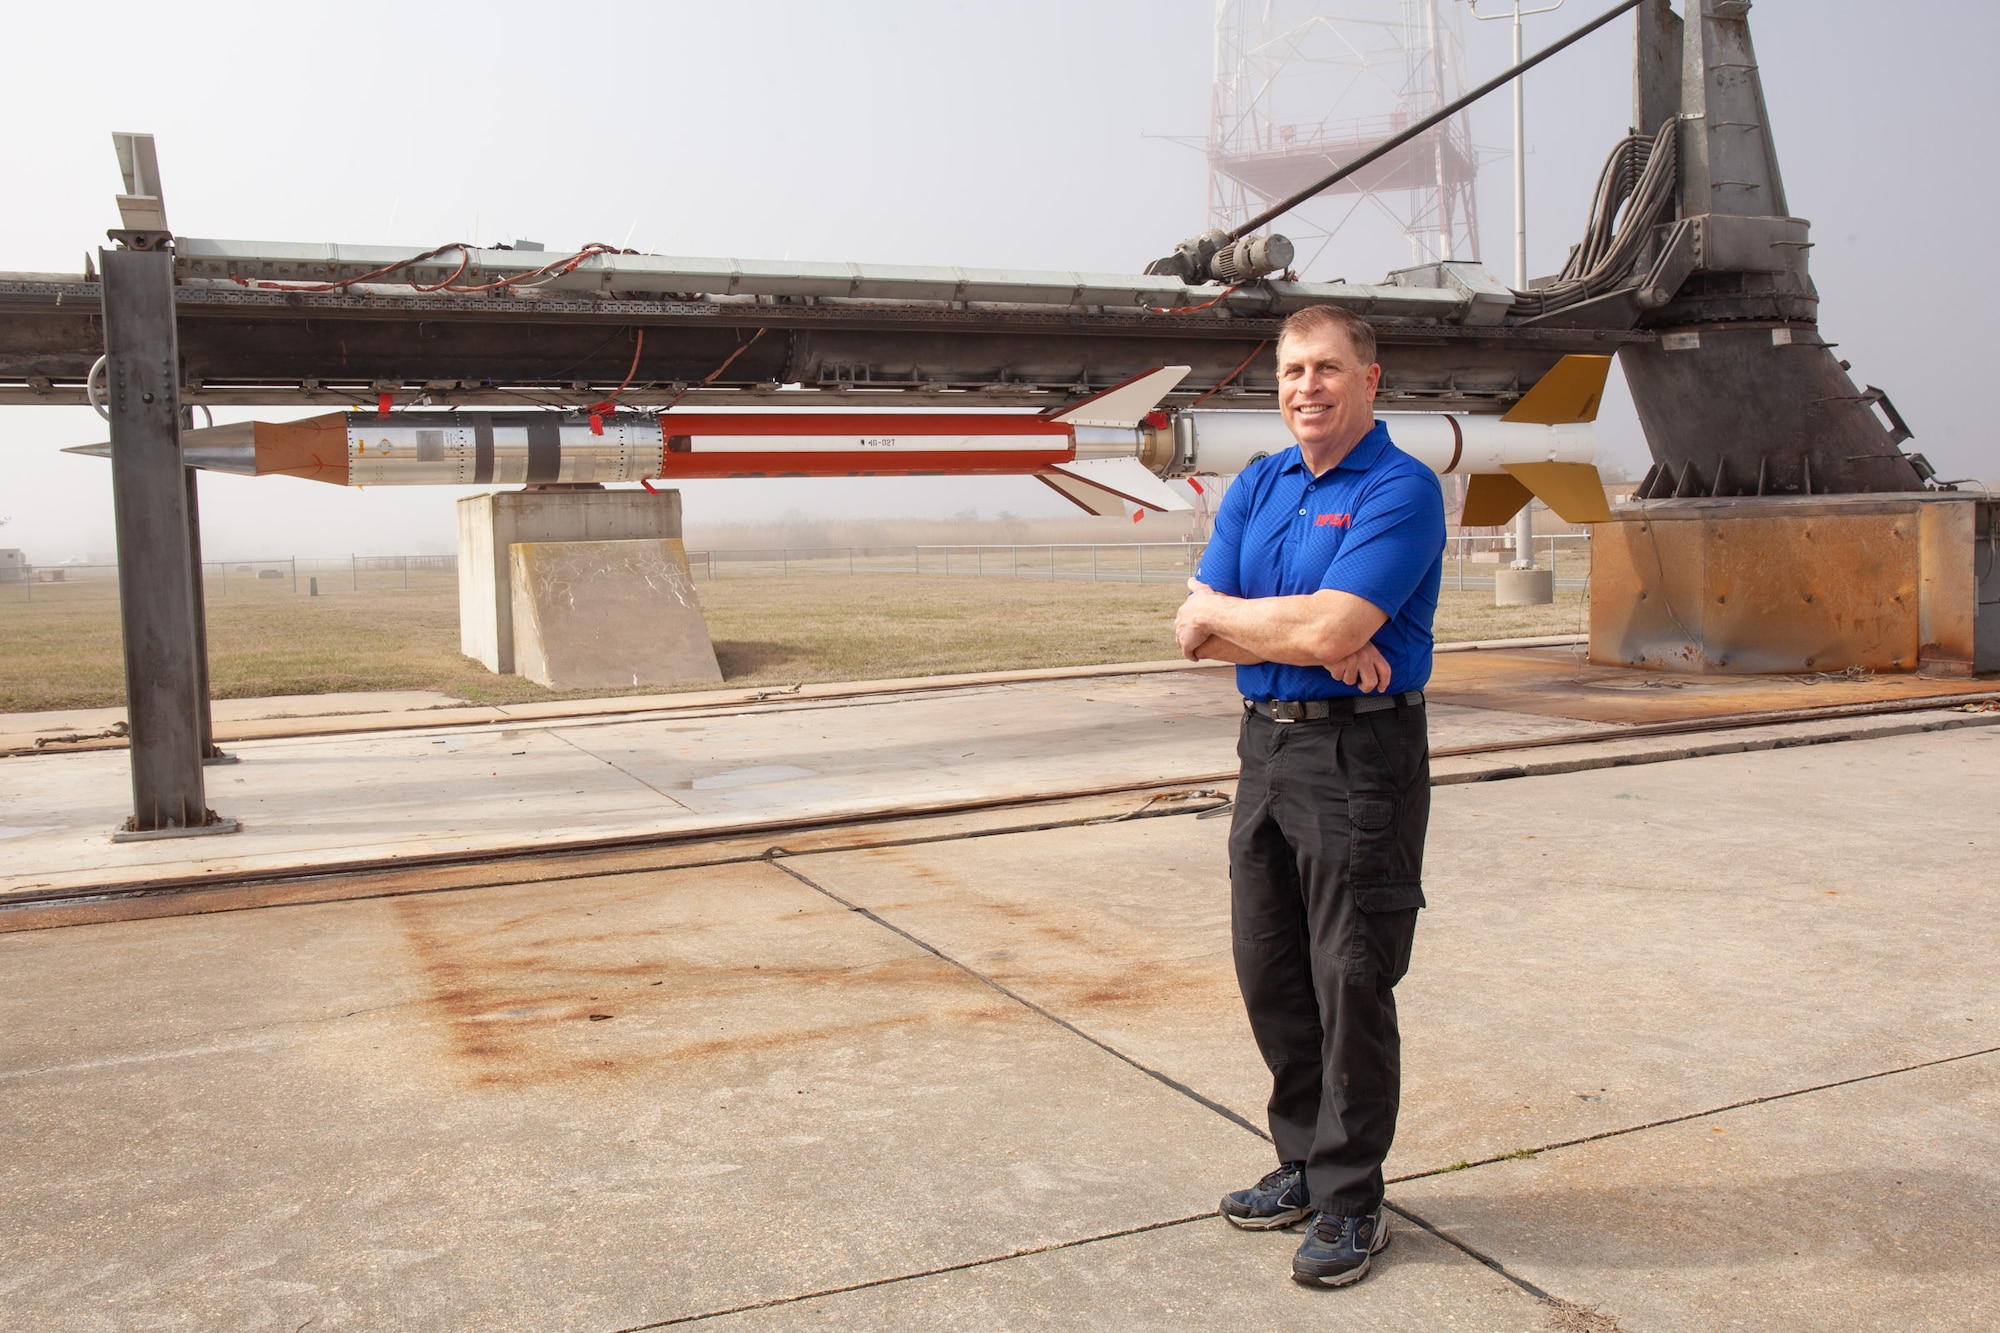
2, 0, 1991, 564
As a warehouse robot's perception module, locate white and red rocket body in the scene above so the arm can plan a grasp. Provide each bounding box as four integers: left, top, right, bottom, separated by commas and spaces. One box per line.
72, 361, 1609, 521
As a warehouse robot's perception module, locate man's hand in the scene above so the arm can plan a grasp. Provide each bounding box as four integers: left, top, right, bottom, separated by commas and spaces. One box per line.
1175, 577, 1235, 660
1326, 641, 1393, 693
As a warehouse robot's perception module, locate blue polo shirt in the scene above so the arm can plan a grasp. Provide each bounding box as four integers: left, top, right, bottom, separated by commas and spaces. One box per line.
1196, 420, 1444, 700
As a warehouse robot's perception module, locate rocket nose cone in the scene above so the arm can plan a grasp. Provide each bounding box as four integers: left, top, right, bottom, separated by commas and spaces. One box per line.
62, 433, 261, 476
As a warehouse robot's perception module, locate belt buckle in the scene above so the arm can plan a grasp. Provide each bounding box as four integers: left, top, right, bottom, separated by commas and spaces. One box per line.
1272, 700, 1300, 723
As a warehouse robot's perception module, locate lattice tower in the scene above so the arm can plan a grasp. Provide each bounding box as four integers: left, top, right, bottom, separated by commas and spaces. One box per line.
1209, 0, 1481, 277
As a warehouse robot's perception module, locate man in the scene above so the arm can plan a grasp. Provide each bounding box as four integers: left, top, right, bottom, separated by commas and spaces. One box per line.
1173, 304, 1443, 1289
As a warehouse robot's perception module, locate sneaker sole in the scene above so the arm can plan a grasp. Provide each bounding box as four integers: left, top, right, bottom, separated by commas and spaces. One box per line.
1290, 1217, 1391, 1288
1221, 1203, 1312, 1231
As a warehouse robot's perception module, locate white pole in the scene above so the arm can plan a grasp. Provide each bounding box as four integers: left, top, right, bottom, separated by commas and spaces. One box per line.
1470, 0, 1561, 568
1467, 0, 1562, 289
1511, 1, 1526, 290
1510, 1, 1531, 568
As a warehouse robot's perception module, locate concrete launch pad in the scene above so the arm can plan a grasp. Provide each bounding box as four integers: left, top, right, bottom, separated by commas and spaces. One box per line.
3, 652, 1997, 1330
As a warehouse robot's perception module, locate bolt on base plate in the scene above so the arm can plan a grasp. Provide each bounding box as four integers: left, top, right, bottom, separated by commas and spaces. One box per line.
110, 816, 240, 844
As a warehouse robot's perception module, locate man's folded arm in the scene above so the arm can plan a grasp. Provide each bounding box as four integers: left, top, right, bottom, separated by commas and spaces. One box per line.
1188, 635, 1264, 665
1184, 587, 1388, 669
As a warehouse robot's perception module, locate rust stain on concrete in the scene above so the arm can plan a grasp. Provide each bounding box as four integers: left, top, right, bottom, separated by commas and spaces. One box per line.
388, 884, 1010, 1089
856, 846, 1238, 1018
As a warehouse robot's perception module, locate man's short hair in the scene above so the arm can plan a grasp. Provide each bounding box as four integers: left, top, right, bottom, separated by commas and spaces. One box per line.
1277, 305, 1377, 367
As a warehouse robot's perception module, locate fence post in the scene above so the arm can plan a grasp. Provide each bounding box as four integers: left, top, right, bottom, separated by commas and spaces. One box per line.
848, 546, 854, 575
1138, 544, 1145, 583
1012, 544, 1018, 577
291, 557, 298, 594
403, 555, 409, 589
1092, 546, 1098, 582
350, 554, 357, 591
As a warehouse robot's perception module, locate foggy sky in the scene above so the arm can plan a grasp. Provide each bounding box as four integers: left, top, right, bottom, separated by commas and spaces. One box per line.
1, 0, 1992, 562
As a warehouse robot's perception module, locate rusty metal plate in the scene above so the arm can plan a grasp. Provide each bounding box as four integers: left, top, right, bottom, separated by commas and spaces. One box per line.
1590, 503, 1943, 673
1429, 647, 1997, 726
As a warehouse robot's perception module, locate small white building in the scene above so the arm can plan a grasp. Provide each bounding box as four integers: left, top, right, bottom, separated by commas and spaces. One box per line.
0, 549, 26, 582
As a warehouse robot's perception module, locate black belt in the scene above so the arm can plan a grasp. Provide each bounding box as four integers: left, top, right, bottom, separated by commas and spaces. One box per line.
1243, 691, 1424, 723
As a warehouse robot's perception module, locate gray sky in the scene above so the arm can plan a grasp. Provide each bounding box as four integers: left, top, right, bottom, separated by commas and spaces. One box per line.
2, 0, 1992, 561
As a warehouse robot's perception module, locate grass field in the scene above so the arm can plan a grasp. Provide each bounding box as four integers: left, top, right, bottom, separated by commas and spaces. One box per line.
0, 569, 1589, 713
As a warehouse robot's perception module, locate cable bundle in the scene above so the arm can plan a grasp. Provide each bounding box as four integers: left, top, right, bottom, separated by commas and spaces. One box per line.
1510, 122, 1678, 318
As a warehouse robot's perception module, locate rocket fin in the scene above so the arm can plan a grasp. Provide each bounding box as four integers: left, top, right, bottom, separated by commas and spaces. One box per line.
1037, 471, 1128, 516
1459, 471, 1535, 527
1041, 457, 1194, 515
1501, 354, 1613, 425
1046, 366, 1191, 428
1502, 461, 1613, 524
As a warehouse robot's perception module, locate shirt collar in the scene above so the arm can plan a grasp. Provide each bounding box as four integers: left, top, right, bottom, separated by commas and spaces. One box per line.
1281, 419, 1390, 478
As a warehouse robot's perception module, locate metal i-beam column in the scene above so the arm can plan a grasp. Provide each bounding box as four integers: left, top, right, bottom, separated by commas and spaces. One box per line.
184, 460, 235, 765
100, 242, 234, 837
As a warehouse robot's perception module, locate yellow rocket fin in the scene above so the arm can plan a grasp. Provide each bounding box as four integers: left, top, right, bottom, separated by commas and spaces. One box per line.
1501, 461, 1613, 524
1459, 472, 1535, 527
1501, 354, 1612, 425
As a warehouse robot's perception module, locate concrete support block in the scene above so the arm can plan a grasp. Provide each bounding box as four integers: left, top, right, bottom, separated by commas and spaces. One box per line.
458, 489, 685, 674
509, 538, 722, 690
1495, 567, 1555, 607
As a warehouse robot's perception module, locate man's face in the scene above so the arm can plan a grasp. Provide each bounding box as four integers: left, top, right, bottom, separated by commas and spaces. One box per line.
1276, 324, 1382, 463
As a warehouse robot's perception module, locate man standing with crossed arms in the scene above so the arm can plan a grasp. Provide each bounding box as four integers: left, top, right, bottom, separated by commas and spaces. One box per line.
1174, 303, 1444, 1289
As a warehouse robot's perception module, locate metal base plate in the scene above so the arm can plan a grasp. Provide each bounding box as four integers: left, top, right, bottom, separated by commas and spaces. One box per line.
110, 816, 240, 844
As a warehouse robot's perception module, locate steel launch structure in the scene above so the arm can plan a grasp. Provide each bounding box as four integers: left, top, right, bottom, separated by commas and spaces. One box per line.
0, 0, 1961, 838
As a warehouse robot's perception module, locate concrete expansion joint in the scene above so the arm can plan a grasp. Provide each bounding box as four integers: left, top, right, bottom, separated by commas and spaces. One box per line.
1379, 1199, 1561, 1305
609, 1210, 1220, 1329
1388, 1044, 2000, 1191
1365, 1044, 2000, 1323
764, 855, 1268, 1140
746, 842, 1636, 1324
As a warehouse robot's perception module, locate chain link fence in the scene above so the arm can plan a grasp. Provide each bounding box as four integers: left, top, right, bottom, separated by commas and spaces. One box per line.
2, 533, 1590, 604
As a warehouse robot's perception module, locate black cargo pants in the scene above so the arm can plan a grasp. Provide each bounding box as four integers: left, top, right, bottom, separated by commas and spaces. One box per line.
1229, 695, 1429, 1216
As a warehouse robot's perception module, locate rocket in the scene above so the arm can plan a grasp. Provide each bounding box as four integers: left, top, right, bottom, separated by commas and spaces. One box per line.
67, 357, 1616, 524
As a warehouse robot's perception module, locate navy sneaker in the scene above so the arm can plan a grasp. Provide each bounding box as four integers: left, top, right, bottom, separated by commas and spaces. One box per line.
1220, 1161, 1311, 1230
1291, 1207, 1390, 1287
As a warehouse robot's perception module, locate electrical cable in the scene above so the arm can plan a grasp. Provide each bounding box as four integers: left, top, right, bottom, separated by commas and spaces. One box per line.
1146, 286, 1240, 315
659, 329, 770, 413
1509, 122, 1678, 317
228, 242, 641, 296
1189, 340, 1271, 407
